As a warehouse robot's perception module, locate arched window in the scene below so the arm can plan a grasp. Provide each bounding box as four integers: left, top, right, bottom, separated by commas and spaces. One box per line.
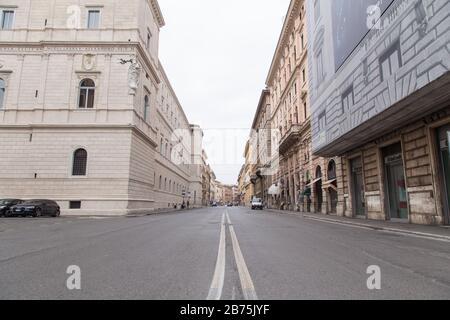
72, 149, 88, 176
144, 95, 150, 122
328, 160, 336, 180
169, 180, 172, 192
78, 79, 95, 109
0, 78, 5, 109
159, 176, 162, 189
316, 166, 322, 179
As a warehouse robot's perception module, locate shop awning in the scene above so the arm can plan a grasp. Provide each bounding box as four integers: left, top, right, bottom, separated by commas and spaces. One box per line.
306, 177, 322, 187
322, 179, 337, 191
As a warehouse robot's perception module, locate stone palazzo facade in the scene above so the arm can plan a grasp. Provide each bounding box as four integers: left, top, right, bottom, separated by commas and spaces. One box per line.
0, 0, 203, 216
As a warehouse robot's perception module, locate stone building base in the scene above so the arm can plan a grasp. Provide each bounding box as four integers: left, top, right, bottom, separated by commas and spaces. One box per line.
339, 111, 450, 226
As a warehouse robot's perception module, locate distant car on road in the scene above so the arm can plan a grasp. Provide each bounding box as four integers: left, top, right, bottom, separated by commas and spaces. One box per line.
251, 198, 264, 210
8, 200, 60, 218
211, 202, 218, 207
0, 199, 22, 217
227, 203, 233, 207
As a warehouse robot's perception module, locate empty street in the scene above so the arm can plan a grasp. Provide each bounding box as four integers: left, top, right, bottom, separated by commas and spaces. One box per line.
1, 207, 449, 300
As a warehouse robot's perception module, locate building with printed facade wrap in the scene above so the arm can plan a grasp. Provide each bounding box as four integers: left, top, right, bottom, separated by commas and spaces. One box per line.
306, 0, 450, 225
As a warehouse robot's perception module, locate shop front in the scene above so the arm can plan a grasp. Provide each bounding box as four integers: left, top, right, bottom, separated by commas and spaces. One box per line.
437, 124, 450, 224
382, 143, 408, 221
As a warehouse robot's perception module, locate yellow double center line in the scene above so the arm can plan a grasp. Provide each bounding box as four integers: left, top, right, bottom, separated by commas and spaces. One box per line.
207, 209, 258, 300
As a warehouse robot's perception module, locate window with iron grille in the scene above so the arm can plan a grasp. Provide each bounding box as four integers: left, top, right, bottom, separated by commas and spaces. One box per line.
69, 201, 82, 209
72, 149, 88, 176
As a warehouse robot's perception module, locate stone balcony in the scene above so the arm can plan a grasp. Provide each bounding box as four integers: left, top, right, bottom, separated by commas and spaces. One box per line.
279, 122, 303, 155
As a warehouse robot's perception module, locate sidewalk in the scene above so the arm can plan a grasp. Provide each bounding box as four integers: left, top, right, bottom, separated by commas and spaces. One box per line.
266, 208, 450, 241
127, 206, 204, 218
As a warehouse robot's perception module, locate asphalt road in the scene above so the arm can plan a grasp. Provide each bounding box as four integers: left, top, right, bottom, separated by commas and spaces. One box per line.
0, 206, 449, 300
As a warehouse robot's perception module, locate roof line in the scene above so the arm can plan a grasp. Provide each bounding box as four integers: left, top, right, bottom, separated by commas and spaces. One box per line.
265, 0, 300, 85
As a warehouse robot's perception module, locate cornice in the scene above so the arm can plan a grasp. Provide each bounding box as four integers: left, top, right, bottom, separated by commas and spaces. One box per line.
158, 62, 191, 126
155, 156, 190, 181
0, 123, 158, 147
251, 89, 270, 130
270, 62, 306, 119
0, 41, 162, 84
149, 0, 166, 28
0, 41, 138, 52
266, 0, 303, 85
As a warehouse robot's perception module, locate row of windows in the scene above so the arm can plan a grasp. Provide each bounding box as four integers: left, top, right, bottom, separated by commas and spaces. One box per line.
0, 9, 101, 30
0, 77, 97, 110
72, 149, 190, 197
160, 93, 181, 129
158, 175, 186, 196
71, 149, 191, 194
0, 77, 151, 123
1, 7, 154, 59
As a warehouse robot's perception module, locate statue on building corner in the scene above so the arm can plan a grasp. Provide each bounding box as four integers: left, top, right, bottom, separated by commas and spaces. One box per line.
120, 57, 141, 96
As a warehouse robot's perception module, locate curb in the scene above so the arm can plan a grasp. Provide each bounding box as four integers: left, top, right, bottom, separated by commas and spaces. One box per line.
265, 208, 450, 241
302, 215, 450, 242
126, 207, 205, 218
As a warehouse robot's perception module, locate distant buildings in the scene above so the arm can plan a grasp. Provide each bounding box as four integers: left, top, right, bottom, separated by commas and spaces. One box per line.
238, 141, 255, 207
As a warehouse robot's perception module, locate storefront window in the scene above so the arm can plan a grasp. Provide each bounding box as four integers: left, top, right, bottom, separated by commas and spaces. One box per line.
438, 126, 450, 221
382, 143, 408, 220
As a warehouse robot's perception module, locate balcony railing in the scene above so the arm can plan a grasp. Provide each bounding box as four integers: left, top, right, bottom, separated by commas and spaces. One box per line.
278, 123, 303, 154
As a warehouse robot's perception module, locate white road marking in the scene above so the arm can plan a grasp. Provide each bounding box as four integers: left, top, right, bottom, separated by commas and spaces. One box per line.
207, 212, 226, 300
226, 210, 258, 300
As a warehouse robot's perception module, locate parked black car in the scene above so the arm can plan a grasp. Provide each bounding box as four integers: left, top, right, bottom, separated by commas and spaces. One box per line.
8, 200, 60, 218
0, 199, 22, 217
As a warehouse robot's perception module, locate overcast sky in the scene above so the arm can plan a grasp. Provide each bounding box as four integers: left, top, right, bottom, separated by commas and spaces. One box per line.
158, 0, 290, 185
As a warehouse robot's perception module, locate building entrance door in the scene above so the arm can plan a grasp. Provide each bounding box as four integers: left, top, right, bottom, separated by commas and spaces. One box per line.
350, 157, 365, 217
315, 167, 323, 213
438, 124, 450, 224
383, 143, 408, 220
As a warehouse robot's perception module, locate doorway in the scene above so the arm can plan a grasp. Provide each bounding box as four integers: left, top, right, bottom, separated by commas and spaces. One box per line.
328, 160, 338, 214
315, 166, 323, 213
437, 124, 450, 224
382, 143, 408, 220
350, 157, 365, 217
